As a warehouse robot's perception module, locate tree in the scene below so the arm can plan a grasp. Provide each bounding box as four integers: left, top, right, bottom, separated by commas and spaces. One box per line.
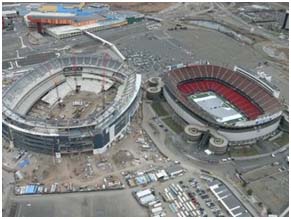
246, 189, 253, 196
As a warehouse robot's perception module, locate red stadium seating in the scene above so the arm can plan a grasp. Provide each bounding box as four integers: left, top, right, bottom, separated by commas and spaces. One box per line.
164, 65, 281, 121
177, 80, 263, 119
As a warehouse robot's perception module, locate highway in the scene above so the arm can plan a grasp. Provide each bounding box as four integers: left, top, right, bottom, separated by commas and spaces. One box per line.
214, 2, 287, 45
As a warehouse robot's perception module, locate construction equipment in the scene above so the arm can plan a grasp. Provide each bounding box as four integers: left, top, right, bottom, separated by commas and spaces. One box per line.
72, 56, 80, 93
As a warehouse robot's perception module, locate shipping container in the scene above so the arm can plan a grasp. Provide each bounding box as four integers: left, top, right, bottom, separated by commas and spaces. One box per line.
178, 195, 184, 203
186, 202, 193, 211
168, 192, 175, 201
140, 194, 155, 205
153, 203, 162, 208
136, 189, 152, 199
174, 200, 180, 209
165, 192, 171, 202
189, 202, 196, 210
148, 200, 159, 206
180, 211, 185, 217
176, 184, 183, 192
169, 203, 176, 213
182, 192, 189, 200
184, 204, 190, 212
170, 186, 178, 195
151, 207, 163, 214
191, 210, 197, 217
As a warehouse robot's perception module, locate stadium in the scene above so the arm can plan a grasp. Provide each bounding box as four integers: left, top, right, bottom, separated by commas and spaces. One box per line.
162, 64, 283, 151
2, 55, 142, 154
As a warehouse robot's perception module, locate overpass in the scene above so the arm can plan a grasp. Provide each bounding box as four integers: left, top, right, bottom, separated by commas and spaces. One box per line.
83, 31, 126, 61
280, 207, 289, 217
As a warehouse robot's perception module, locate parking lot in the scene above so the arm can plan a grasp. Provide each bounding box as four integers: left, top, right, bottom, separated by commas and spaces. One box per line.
147, 173, 229, 217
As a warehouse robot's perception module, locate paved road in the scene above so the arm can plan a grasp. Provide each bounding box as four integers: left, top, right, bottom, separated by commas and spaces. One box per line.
234, 149, 289, 173
214, 2, 287, 45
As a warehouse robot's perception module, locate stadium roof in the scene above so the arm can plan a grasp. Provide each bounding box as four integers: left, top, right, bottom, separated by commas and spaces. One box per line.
190, 93, 244, 124
72, 14, 105, 22
26, 11, 75, 18
27, 12, 104, 22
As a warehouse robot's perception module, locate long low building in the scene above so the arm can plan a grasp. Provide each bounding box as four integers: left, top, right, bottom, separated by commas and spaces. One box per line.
45, 18, 128, 39
208, 179, 252, 217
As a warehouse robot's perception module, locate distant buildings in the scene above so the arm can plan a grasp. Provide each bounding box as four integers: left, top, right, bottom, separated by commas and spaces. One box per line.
5, 3, 145, 39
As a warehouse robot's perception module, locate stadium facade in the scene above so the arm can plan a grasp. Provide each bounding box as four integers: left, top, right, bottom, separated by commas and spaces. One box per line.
2, 56, 142, 154
163, 64, 283, 146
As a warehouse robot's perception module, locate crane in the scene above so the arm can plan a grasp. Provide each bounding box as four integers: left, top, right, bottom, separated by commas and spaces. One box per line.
102, 53, 110, 110
72, 56, 80, 93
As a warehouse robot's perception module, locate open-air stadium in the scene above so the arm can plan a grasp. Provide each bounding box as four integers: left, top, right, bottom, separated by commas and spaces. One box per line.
2, 55, 142, 154
163, 64, 283, 147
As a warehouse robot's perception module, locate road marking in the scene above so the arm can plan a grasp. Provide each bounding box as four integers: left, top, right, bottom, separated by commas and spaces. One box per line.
9, 61, 14, 70
15, 61, 21, 68
19, 36, 27, 48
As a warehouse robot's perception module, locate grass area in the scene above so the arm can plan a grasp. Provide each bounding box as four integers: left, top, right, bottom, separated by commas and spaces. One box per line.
230, 147, 258, 157
162, 117, 184, 134
272, 132, 289, 146
151, 102, 169, 117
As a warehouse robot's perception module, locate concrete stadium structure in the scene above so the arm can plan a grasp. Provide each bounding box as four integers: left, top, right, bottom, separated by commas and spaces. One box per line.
163, 64, 283, 149
184, 124, 228, 154
2, 56, 142, 154
146, 77, 163, 100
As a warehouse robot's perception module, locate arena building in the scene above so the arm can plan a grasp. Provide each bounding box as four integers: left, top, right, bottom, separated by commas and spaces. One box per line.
163, 64, 283, 149
2, 56, 141, 154
23, 3, 144, 39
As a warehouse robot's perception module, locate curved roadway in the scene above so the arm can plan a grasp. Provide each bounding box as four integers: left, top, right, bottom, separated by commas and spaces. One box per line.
143, 102, 289, 216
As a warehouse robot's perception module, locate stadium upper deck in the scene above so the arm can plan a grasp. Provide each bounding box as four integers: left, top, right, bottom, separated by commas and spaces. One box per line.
163, 64, 282, 128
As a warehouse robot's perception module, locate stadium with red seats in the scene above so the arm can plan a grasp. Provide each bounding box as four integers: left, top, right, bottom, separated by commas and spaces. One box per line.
163, 64, 283, 145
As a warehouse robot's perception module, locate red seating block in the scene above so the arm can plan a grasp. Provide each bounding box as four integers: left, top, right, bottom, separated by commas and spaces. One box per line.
177, 79, 263, 119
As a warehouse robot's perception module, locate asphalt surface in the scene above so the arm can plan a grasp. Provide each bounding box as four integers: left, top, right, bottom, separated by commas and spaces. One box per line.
233, 149, 289, 173
10, 190, 148, 217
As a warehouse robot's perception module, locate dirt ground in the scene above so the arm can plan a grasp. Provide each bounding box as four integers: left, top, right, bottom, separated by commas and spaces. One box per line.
28, 87, 117, 120
247, 171, 289, 215
11, 111, 169, 189
107, 2, 173, 13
